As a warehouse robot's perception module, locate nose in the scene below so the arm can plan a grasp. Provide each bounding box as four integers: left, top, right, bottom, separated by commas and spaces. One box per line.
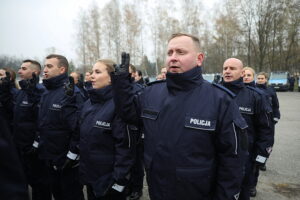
18, 69, 22, 74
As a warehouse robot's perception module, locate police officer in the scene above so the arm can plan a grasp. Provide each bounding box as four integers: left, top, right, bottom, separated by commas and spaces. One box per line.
222, 58, 273, 200
256, 72, 280, 125
79, 59, 133, 200
111, 33, 248, 200
70, 71, 89, 100
37, 54, 84, 200
256, 72, 280, 171
13, 59, 51, 200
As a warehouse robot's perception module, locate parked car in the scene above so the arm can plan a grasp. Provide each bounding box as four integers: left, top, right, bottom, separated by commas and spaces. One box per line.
203, 73, 215, 83
269, 71, 290, 91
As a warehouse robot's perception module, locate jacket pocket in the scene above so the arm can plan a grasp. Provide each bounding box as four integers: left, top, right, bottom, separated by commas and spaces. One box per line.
141, 108, 159, 120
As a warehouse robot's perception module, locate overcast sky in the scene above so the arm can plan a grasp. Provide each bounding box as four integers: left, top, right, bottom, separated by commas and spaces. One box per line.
0, 0, 217, 64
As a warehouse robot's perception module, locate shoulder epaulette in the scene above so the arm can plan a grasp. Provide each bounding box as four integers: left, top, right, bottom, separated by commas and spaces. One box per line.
212, 83, 236, 98
146, 79, 166, 86
246, 85, 263, 95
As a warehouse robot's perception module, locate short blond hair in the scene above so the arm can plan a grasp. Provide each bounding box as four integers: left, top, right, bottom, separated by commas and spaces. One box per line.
243, 66, 255, 76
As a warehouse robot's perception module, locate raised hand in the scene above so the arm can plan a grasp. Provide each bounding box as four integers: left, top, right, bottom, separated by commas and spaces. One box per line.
114, 52, 130, 74
64, 76, 75, 96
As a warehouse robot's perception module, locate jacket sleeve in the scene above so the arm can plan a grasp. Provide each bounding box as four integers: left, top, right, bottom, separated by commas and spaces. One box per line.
111, 72, 142, 126
0, 88, 18, 123
253, 93, 274, 162
111, 114, 134, 185
271, 88, 280, 121
62, 90, 84, 158
214, 98, 248, 200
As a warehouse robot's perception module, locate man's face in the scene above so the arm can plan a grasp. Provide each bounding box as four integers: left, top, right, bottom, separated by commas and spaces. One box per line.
70, 72, 79, 84
18, 62, 36, 80
243, 69, 254, 83
257, 75, 267, 84
43, 58, 65, 79
85, 72, 91, 81
166, 36, 204, 73
222, 59, 243, 82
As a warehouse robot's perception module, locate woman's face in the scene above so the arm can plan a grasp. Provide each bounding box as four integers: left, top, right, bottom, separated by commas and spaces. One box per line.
90, 62, 111, 89
243, 69, 254, 83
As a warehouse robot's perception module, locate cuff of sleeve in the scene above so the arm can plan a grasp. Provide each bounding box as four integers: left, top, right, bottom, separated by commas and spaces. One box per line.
273, 117, 279, 122
32, 141, 39, 148
67, 151, 79, 160
111, 183, 125, 192
256, 155, 267, 164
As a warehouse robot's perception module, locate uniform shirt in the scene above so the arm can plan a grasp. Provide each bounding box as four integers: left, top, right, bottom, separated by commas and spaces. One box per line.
38, 73, 84, 167
112, 66, 247, 200
79, 85, 133, 197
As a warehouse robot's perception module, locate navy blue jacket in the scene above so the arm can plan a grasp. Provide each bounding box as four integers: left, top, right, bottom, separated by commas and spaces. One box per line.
13, 80, 45, 153
79, 85, 133, 197
0, 85, 18, 132
112, 67, 248, 200
0, 114, 28, 200
256, 83, 280, 122
38, 73, 84, 167
222, 79, 273, 161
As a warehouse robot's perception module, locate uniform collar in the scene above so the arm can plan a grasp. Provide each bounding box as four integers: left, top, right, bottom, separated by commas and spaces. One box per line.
222, 77, 245, 95
88, 85, 113, 103
256, 83, 267, 89
166, 66, 203, 93
244, 81, 256, 87
43, 73, 68, 90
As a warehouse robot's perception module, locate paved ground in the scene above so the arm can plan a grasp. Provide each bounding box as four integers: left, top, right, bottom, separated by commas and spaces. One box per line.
140, 91, 300, 200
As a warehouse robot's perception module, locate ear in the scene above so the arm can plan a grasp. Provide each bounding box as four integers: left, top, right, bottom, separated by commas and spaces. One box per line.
196, 53, 205, 66
60, 66, 66, 74
241, 70, 245, 77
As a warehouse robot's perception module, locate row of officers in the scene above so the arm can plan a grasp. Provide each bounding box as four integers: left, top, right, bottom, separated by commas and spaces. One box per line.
0, 33, 280, 200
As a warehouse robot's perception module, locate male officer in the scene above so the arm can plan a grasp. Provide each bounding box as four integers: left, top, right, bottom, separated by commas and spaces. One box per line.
222, 58, 273, 199
37, 54, 84, 200
13, 59, 51, 200
111, 33, 248, 200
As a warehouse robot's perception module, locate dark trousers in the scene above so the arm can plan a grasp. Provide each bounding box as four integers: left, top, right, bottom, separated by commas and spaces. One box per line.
48, 165, 84, 200
86, 185, 126, 200
17, 149, 51, 200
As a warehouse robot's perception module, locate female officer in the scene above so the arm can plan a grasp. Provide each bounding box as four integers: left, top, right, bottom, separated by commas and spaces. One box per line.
79, 59, 133, 200
243, 66, 256, 86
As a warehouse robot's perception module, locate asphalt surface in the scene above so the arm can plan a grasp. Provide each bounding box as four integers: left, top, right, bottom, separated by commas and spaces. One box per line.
139, 91, 300, 200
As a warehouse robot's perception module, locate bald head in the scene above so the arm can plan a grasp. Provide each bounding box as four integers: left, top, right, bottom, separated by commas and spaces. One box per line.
222, 58, 244, 82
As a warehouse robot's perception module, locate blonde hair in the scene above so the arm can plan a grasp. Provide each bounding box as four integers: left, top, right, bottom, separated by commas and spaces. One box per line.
243, 66, 255, 76
96, 59, 116, 73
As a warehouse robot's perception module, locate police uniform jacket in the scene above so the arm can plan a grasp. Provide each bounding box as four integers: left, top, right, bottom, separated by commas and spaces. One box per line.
256, 83, 280, 122
111, 66, 248, 200
0, 85, 18, 131
13, 80, 45, 153
222, 78, 273, 162
79, 85, 133, 197
38, 73, 83, 167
